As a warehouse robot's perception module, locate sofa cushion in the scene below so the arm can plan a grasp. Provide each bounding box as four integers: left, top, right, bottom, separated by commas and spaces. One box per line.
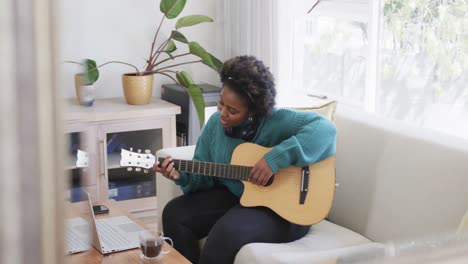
290, 100, 338, 122
244, 242, 384, 264
329, 108, 468, 241
156, 145, 196, 161
235, 220, 372, 264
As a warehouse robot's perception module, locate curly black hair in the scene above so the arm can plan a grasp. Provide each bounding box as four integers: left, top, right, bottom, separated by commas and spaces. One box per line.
220, 55, 276, 118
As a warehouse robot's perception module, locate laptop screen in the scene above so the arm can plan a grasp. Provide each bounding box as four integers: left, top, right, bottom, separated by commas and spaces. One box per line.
82, 191, 104, 252
80, 191, 142, 254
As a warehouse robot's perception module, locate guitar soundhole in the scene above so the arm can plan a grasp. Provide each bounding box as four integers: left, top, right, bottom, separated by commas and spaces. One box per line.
265, 176, 274, 187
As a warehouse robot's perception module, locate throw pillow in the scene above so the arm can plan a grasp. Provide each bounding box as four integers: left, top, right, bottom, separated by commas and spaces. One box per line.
290, 100, 338, 122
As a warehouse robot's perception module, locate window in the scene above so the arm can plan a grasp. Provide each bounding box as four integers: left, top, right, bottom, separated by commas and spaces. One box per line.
292, 0, 468, 140
293, 1, 369, 108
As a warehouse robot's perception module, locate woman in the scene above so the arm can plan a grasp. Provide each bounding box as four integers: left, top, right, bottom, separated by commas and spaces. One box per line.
153, 55, 336, 264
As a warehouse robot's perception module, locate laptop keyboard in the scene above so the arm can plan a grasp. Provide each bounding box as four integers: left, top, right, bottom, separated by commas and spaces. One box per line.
65, 225, 89, 253
96, 220, 135, 250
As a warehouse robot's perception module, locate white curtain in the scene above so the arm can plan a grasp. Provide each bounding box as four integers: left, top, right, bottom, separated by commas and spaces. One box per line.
222, 0, 311, 99
0, 0, 64, 263
222, 0, 279, 79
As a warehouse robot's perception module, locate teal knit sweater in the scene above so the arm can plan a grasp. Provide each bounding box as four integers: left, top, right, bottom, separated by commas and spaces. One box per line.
175, 108, 337, 197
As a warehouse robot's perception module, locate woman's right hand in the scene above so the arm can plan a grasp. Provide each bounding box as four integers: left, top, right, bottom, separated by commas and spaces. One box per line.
152, 156, 180, 180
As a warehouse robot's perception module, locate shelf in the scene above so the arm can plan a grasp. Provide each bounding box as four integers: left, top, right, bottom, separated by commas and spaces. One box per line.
64, 97, 180, 211
65, 185, 98, 203
65, 97, 180, 123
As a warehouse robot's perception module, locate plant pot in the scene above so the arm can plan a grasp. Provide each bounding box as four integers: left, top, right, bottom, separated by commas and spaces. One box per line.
74, 74, 95, 106
122, 74, 153, 105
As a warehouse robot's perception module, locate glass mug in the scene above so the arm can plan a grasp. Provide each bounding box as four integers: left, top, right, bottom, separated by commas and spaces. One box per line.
139, 230, 173, 262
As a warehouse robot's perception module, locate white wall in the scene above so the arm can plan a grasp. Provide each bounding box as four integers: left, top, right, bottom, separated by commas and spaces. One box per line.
58, 0, 223, 99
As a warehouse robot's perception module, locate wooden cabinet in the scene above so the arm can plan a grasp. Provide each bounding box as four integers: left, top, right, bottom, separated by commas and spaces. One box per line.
64, 97, 180, 213
64, 124, 99, 202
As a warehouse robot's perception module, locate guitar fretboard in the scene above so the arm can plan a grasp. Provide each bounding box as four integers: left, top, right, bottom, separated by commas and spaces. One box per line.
157, 157, 252, 181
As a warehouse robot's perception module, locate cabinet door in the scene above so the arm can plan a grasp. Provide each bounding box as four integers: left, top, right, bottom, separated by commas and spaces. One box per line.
64, 124, 99, 202
97, 117, 173, 212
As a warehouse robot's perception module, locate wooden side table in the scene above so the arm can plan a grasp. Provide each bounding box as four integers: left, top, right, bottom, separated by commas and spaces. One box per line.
67, 200, 190, 264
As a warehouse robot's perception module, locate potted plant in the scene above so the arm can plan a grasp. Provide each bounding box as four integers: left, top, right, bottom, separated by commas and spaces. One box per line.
118, 0, 223, 127
66, 59, 100, 106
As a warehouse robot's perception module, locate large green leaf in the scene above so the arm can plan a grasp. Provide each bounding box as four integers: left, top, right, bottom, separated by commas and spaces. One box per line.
176, 71, 194, 87
171, 30, 189, 43
176, 72, 205, 127
83, 59, 99, 84
164, 40, 177, 53
175, 15, 213, 29
202, 53, 223, 73
160, 0, 186, 19
187, 84, 205, 127
188, 42, 223, 73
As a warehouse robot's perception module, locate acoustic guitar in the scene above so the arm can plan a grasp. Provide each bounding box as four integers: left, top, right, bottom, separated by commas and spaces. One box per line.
120, 142, 335, 225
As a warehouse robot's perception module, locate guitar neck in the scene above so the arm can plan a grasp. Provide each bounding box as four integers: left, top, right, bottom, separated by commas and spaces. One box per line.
157, 157, 251, 181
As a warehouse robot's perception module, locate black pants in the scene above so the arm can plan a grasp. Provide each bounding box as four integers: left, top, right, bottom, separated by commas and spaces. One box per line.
162, 186, 310, 264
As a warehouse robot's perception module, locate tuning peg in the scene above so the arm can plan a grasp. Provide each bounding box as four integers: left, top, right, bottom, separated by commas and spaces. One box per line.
145, 149, 151, 154
130, 147, 133, 152
144, 169, 149, 174
135, 167, 141, 172
138, 149, 141, 153
127, 167, 133, 172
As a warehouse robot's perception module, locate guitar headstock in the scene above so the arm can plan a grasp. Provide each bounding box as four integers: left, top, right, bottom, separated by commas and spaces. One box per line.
120, 148, 156, 173
76, 149, 89, 168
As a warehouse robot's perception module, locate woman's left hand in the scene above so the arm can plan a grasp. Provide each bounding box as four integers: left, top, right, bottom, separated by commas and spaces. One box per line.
249, 157, 273, 186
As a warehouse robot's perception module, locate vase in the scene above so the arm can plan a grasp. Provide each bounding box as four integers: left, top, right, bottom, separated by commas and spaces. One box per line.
74, 74, 95, 106
122, 74, 153, 105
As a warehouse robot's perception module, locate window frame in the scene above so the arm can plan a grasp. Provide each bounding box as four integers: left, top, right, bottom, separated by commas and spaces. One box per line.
291, 0, 375, 110
288, 0, 468, 140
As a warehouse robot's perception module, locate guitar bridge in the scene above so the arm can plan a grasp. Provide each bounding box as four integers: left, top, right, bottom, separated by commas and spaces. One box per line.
299, 166, 309, 204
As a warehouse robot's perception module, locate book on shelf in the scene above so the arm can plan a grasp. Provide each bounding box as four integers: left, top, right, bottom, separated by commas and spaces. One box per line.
108, 177, 156, 201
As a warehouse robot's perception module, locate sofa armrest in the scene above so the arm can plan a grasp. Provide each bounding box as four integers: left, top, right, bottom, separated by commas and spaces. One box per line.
155, 145, 196, 228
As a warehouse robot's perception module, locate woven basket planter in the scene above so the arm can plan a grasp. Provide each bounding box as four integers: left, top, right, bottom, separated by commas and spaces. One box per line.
122, 74, 153, 105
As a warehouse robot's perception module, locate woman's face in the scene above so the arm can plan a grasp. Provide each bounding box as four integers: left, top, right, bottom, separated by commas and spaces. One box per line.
217, 85, 251, 129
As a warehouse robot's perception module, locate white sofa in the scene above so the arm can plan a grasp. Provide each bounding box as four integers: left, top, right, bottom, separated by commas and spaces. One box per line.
156, 106, 468, 263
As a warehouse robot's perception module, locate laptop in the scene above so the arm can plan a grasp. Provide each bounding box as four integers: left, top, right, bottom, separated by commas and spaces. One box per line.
66, 192, 144, 254
65, 217, 91, 254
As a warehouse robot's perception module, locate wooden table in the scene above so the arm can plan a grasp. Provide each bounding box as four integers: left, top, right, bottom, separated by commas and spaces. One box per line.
66, 200, 190, 264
